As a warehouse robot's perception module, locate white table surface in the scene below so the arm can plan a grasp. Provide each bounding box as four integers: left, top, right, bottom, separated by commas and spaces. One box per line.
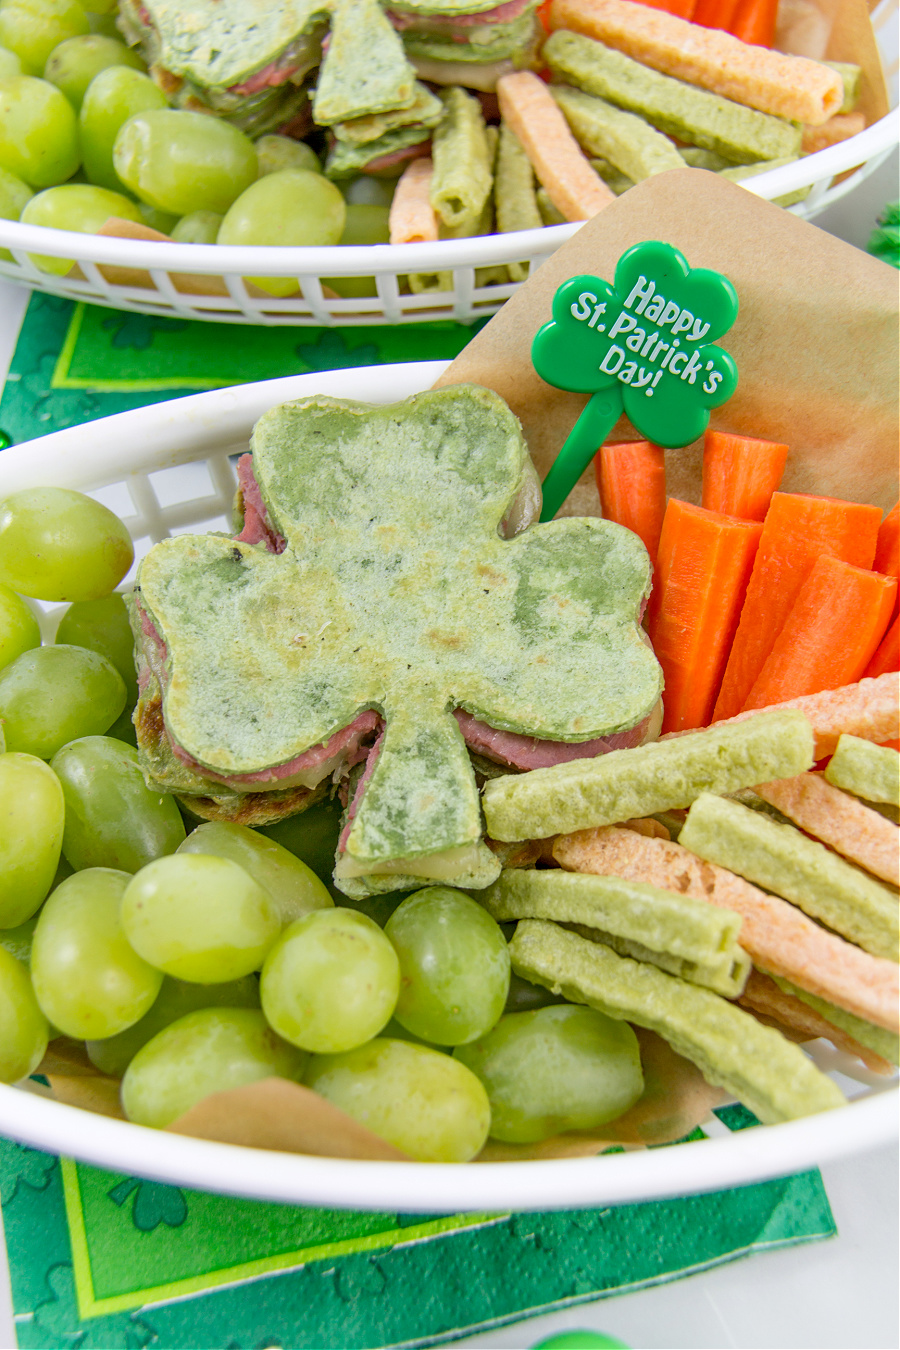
0, 157, 897, 1350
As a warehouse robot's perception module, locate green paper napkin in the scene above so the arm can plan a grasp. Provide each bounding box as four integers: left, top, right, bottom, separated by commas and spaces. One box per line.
0, 1117, 835, 1350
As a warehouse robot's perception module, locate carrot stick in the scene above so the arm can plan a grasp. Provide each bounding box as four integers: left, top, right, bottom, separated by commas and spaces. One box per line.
742, 554, 898, 711
646, 500, 762, 733
864, 615, 899, 680
596, 440, 666, 568
712, 492, 882, 721
729, 0, 779, 47
701, 430, 788, 521
638, 0, 698, 17
692, 0, 741, 30
874, 502, 899, 578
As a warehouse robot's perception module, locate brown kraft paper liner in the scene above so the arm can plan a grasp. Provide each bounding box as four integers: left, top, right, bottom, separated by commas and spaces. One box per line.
433, 169, 899, 517
40, 1029, 729, 1162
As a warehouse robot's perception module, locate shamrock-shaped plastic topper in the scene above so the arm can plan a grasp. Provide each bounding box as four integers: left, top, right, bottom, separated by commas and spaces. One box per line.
134, 387, 662, 894
533, 240, 739, 520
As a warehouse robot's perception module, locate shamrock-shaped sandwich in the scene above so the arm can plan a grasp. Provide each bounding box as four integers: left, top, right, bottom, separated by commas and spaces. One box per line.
131, 385, 662, 896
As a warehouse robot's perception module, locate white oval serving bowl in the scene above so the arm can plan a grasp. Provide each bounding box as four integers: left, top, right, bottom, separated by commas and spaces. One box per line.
0, 359, 895, 1211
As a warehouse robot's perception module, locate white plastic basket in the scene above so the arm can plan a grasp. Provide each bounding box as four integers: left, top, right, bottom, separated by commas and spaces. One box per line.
0, 360, 895, 1212
0, 8, 896, 328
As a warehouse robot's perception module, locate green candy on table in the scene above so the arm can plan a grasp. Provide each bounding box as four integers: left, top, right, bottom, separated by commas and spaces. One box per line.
534, 1333, 630, 1349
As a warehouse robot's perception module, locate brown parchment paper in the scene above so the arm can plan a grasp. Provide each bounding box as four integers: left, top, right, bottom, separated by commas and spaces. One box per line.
434, 169, 899, 518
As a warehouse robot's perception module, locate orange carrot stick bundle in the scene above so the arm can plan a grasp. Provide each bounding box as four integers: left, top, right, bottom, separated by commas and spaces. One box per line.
874, 502, 899, 578
713, 492, 882, 721
729, 0, 779, 48
701, 429, 788, 521
596, 440, 667, 567
864, 615, 899, 680
742, 554, 898, 711
647, 500, 762, 733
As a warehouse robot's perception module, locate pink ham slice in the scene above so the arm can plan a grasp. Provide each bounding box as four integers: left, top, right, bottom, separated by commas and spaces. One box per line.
454, 708, 652, 770
388, 0, 532, 30
338, 726, 386, 850
235, 453, 286, 554
360, 140, 432, 174
170, 710, 382, 787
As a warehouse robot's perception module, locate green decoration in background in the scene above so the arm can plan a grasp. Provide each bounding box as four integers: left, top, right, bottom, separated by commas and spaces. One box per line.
532, 240, 739, 520
866, 201, 899, 270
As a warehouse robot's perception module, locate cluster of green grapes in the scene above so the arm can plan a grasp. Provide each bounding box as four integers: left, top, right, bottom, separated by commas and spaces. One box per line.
0, 484, 644, 1164
0, 0, 391, 294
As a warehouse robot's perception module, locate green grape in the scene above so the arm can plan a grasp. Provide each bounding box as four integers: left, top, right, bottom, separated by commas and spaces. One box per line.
454, 1005, 644, 1144
0, 486, 133, 600
381, 1016, 449, 1051
0, 912, 38, 964
323, 203, 390, 300
305, 1037, 491, 1162
55, 592, 137, 701
178, 821, 332, 927
43, 33, 143, 109
217, 169, 345, 297
0, 74, 80, 185
21, 181, 141, 271
0, 751, 64, 926
31, 867, 163, 1038
86, 972, 260, 1076
169, 208, 221, 244
51, 735, 186, 872
342, 175, 396, 207
0, 160, 33, 257
0, 644, 125, 758
0, 583, 40, 671
260, 908, 399, 1054
79, 63, 165, 191
137, 200, 177, 233
504, 972, 567, 1014
0, 0, 89, 77
114, 108, 258, 215
0, 946, 48, 1082
384, 887, 509, 1046
254, 134, 320, 177
121, 1006, 306, 1128
121, 853, 281, 983
0, 44, 23, 76
259, 796, 343, 896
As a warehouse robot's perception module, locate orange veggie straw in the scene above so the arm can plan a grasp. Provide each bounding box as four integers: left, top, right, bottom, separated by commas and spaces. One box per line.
497, 71, 614, 222
701, 430, 787, 521
595, 440, 666, 567
692, 0, 741, 31
389, 158, 439, 245
666, 672, 900, 758
646, 500, 762, 733
729, 0, 779, 48
755, 771, 900, 886
864, 615, 899, 679
547, 0, 843, 124
801, 114, 866, 156
742, 554, 898, 711
552, 824, 900, 1030
713, 492, 882, 721
874, 502, 899, 578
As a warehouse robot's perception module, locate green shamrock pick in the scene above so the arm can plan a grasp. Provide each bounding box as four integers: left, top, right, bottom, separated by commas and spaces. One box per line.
533, 240, 739, 521
132, 386, 661, 897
